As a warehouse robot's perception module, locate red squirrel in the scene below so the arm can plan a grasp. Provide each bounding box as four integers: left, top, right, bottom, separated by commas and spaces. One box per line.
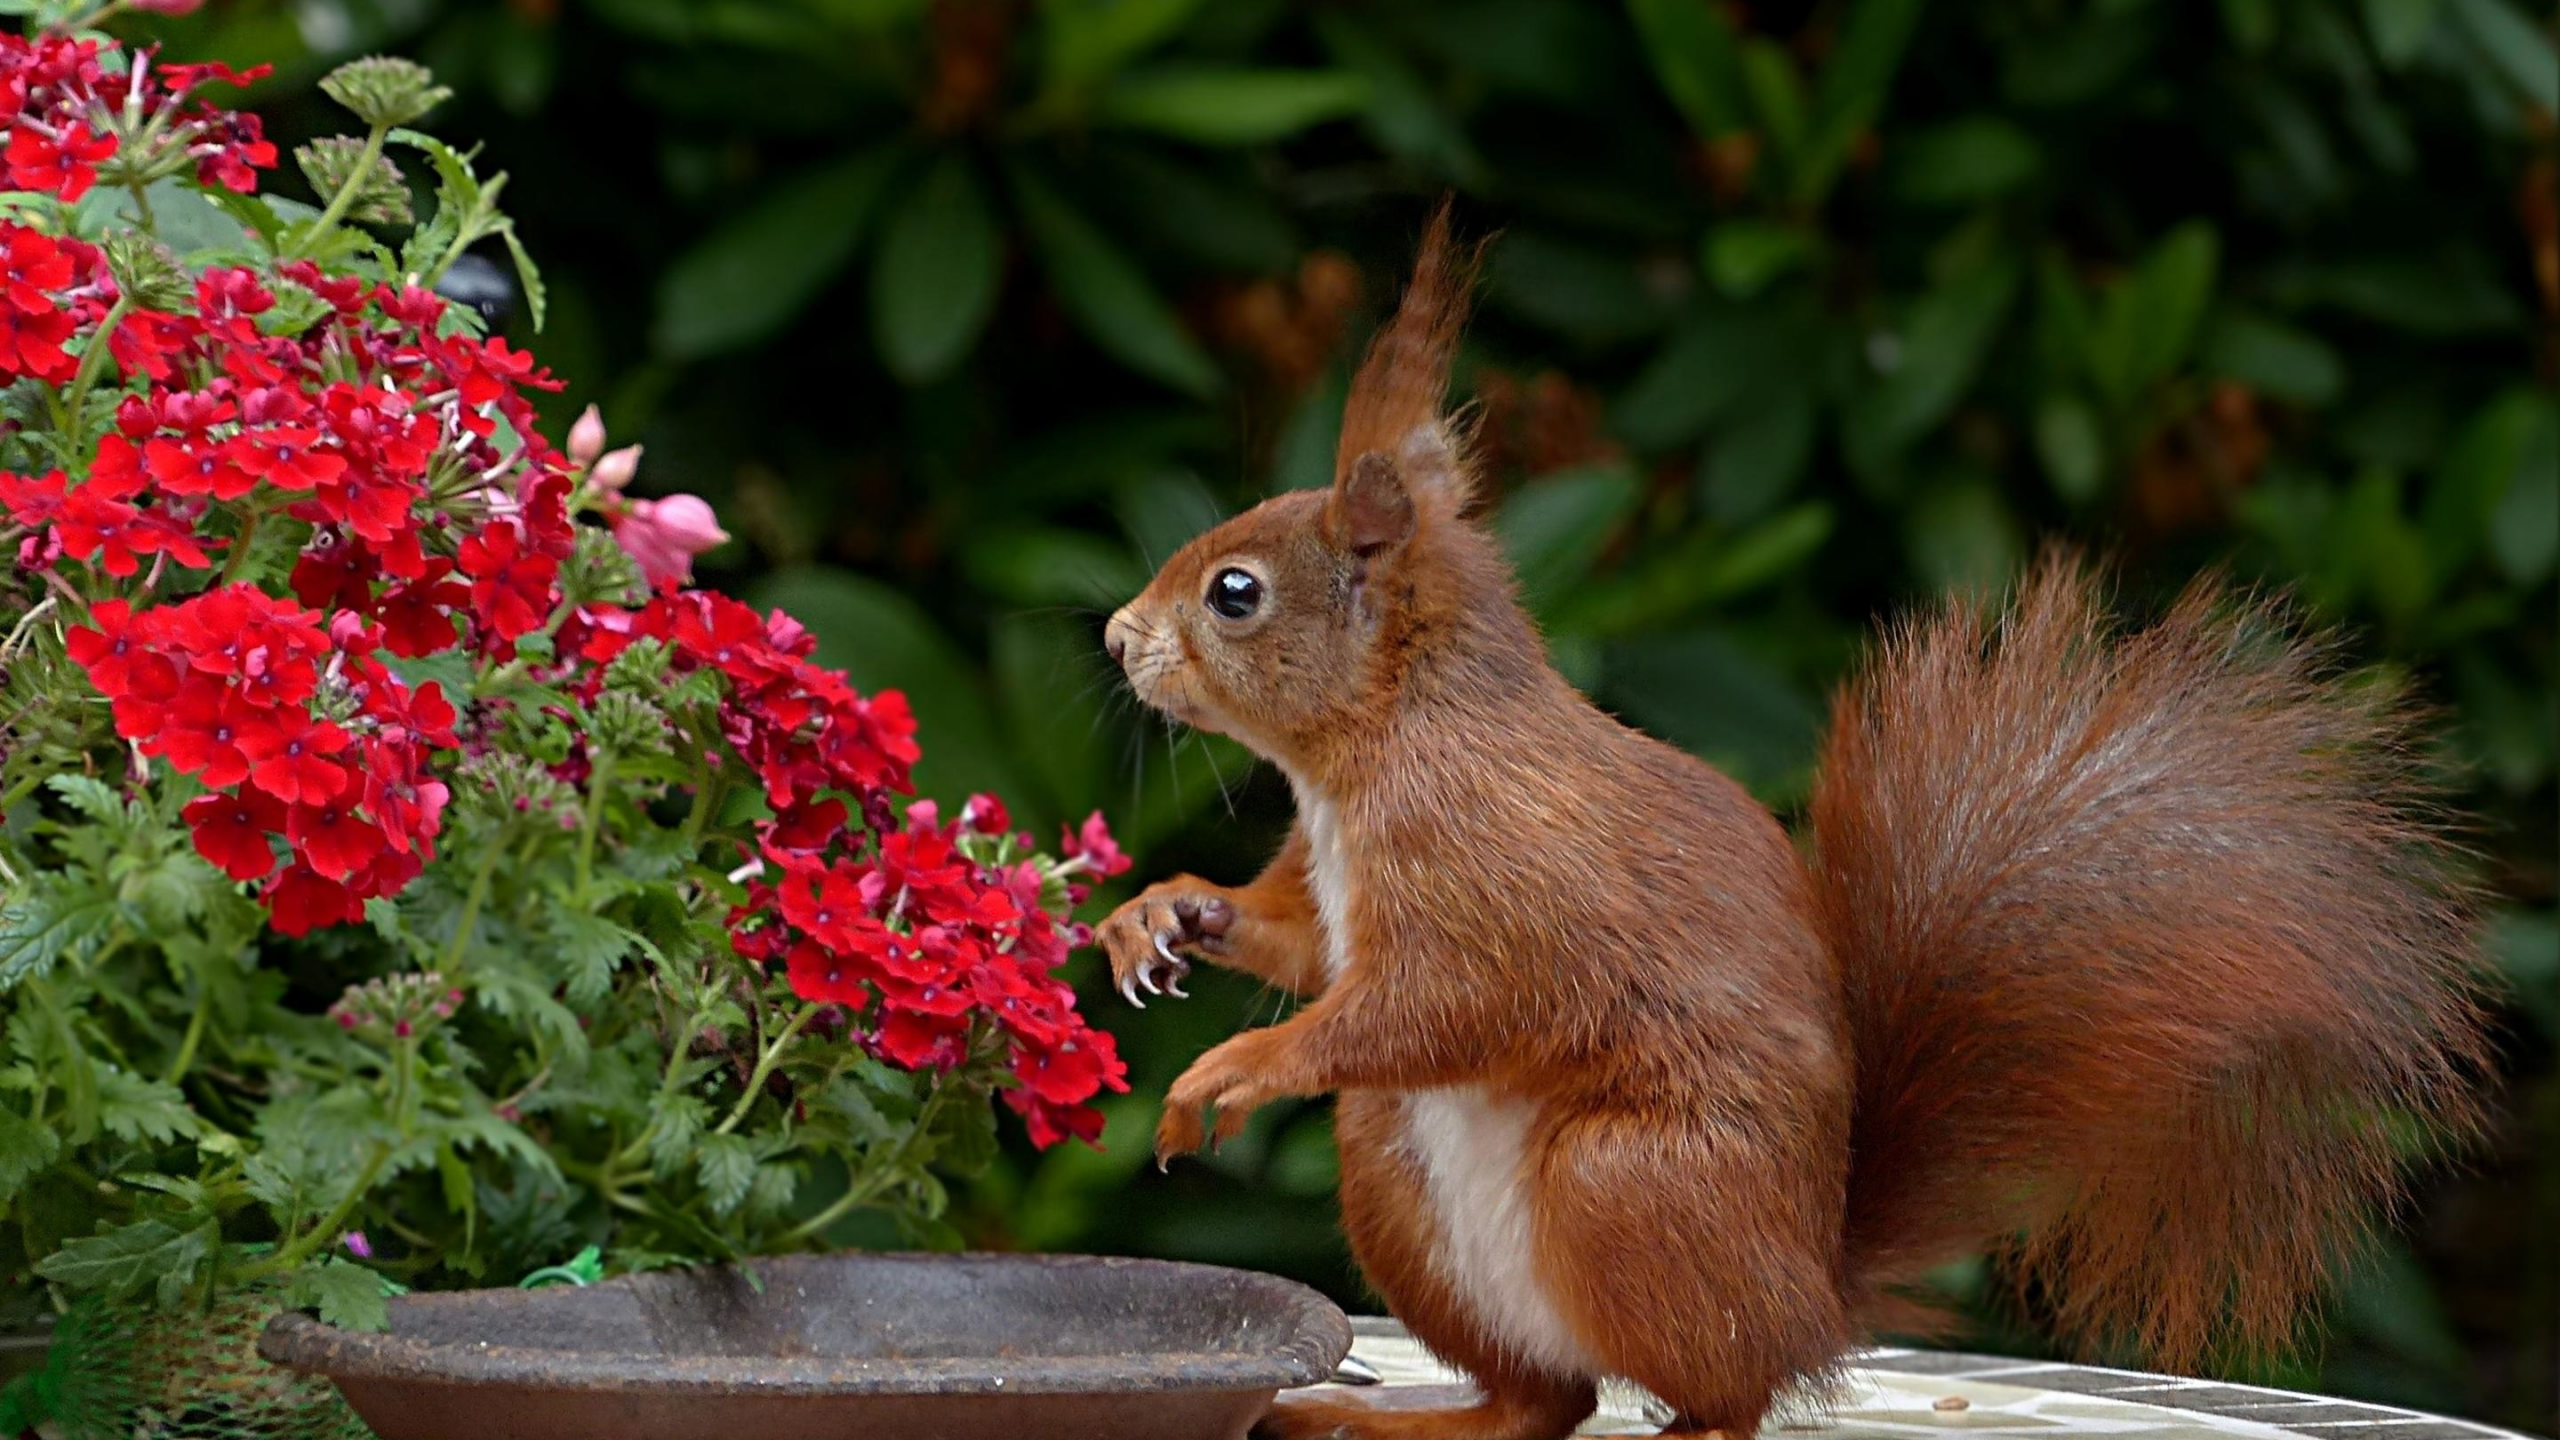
1096, 208, 2490, 1440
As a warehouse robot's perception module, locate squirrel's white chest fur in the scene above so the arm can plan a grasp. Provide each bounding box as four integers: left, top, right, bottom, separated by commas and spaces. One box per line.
1290, 783, 1596, 1379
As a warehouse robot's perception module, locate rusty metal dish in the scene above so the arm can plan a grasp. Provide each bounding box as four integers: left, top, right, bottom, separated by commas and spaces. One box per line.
258, 1251, 1352, 1440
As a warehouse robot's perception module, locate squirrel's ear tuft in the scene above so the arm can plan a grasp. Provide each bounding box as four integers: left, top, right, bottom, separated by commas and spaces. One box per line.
1337, 199, 1482, 519
1328, 450, 1415, 555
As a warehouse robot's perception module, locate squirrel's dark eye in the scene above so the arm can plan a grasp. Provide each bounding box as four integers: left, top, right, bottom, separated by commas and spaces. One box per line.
1206, 567, 1263, 620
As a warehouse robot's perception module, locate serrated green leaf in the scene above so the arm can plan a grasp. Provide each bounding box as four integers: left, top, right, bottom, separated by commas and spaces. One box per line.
290, 1258, 392, 1331
35, 1218, 213, 1298
869, 155, 1003, 383
42, 774, 125, 827
97, 1067, 201, 1144
0, 875, 121, 992
696, 1132, 755, 1214
0, 1105, 59, 1201
546, 909, 638, 1009
647, 1092, 709, 1179
499, 224, 547, 332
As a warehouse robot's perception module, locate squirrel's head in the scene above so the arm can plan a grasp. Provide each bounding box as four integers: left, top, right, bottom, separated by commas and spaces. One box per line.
1105, 206, 1535, 776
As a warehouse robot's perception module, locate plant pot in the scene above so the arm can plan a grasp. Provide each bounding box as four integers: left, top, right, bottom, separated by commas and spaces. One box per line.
258, 1251, 1351, 1440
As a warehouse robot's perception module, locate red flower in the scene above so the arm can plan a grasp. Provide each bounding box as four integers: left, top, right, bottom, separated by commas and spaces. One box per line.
231, 426, 345, 492
63, 599, 146, 696
1, 225, 73, 308
783, 938, 872, 1006
157, 680, 268, 788
1059, 810, 1130, 879
266, 863, 361, 936
455, 521, 557, 644
5, 121, 116, 201
375, 565, 466, 657
0, 301, 74, 382
241, 717, 350, 805
183, 788, 286, 881
288, 799, 386, 880
142, 434, 257, 500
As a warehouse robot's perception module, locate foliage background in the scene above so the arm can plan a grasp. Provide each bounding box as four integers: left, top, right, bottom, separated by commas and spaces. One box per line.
120, 0, 2555, 1428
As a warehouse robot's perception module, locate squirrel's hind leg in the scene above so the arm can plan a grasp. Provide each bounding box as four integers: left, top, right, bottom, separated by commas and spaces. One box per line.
1303, 1092, 1596, 1440
1532, 1106, 1854, 1440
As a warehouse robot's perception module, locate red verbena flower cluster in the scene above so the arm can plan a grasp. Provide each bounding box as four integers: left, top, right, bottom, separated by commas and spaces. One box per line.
563, 589, 1132, 1144
1, 33, 273, 202
3, 33, 1130, 1147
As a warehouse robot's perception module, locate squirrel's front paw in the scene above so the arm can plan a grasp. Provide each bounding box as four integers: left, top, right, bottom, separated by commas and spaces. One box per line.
1156, 1031, 1282, 1168
1099, 883, 1235, 1008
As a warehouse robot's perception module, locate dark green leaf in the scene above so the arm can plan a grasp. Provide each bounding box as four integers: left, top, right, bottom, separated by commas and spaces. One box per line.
1700, 390, 1816, 524
1010, 167, 1219, 396
2200, 311, 2346, 404
1599, 629, 1819, 792
2033, 394, 2107, 502
2422, 390, 2552, 575
1096, 68, 1370, 145
1623, 0, 1747, 137
1855, 256, 2022, 456
2089, 222, 2218, 402
1796, 0, 1923, 201
1894, 117, 2041, 205
656, 144, 905, 359
2489, 405, 2559, 585
0, 875, 120, 993
1905, 473, 2024, 594
2443, 0, 2559, 112
1494, 464, 1643, 610
546, 910, 638, 1009
869, 154, 1004, 383
1615, 299, 1820, 450
2362, 0, 2443, 63
1489, 231, 1672, 343
97, 1067, 202, 1144
1040, 0, 1207, 95
1702, 222, 1815, 297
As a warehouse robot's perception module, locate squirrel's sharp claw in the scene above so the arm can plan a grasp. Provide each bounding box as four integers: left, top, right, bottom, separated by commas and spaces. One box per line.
1118, 973, 1146, 1009
1166, 975, 1189, 999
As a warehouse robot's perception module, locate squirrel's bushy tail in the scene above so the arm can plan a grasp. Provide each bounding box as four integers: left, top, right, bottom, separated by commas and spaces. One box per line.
1810, 552, 2490, 1369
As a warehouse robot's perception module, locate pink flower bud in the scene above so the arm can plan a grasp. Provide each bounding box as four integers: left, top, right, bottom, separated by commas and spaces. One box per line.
568, 405, 607, 468
130, 0, 206, 13
611, 493, 729, 586
590, 443, 643, 494
342, 1230, 373, 1259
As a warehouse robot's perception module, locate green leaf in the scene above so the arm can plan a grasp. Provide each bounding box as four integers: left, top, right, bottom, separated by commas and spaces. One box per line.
42, 774, 126, 828
647, 1093, 709, 1180
289, 1258, 392, 1332
1096, 68, 1370, 145
1615, 300, 1821, 450
1699, 391, 1816, 525
1039, 0, 1207, 95
0, 874, 121, 993
1894, 117, 2041, 205
2362, 0, 2443, 64
1853, 256, 2022, 458
546, 910, 638, 1009
35, 1218, 214, 1299
1600, 629, 1819, 792
498, 224, 548, 332
1624, 0, 1747, 137
1697, 502, 1834, 601
1009, 167, 1219, 396
655, 144, 905, 359
1795, 0, 1923, 202
2033, 394, 2107, 503
2488, 406, 2559, 585
869, 155, 1004, 383
695, 1132, 755, 1215
2443, 0, 2559, 112
1702, 222, 1815, 297
97, 1067, 202, 1144
0, 1106, 59, 1201
2199, 312, 2345, 405
1494, 464, 1644, 612
2089, 222, 2219, 403
1489, 231, 1670, 343
1905, 472, 2024, 595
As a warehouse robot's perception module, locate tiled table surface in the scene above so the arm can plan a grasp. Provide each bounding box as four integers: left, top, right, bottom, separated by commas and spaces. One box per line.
1316, 1320, 2539, 1440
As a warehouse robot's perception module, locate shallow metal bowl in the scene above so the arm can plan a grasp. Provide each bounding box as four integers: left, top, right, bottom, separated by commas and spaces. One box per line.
259, 1251, 1351, 1440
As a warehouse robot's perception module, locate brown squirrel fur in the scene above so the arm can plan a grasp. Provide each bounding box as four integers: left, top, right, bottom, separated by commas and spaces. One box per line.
1098, 207, 2489, 1440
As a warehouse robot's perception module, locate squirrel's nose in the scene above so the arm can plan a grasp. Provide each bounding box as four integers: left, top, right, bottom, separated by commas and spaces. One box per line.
1104, 609, 1135, 669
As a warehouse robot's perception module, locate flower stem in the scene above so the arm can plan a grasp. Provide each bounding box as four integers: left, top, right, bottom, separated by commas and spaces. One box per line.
440, 830, 508, 972
59, 295, 133, 449
287, 122, 391, 261
712, 1004, 817, 1138
779, 1079, 949, 1247
572, 747, 616, 901
161, 983, 211, 1087
242, 1143, 390, 1279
